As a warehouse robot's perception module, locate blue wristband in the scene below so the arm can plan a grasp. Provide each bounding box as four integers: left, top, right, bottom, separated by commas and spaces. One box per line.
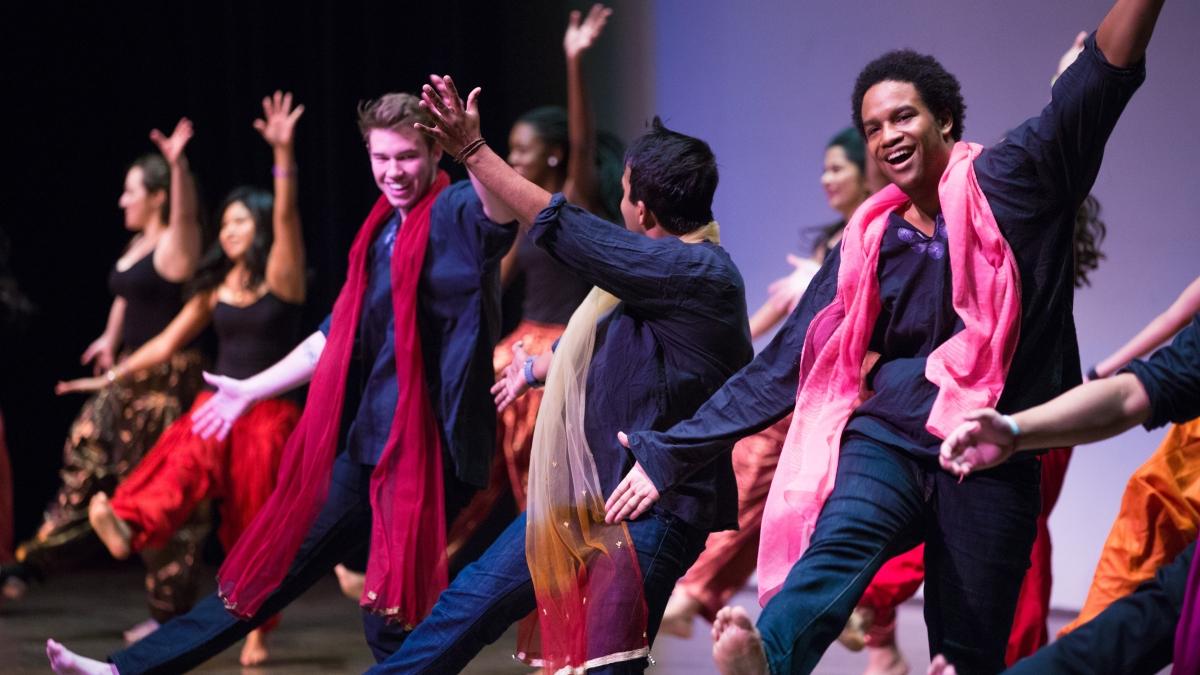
523, 357, 543, 388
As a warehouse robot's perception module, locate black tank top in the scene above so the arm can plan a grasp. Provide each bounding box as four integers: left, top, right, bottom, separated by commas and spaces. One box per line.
212, 292, 303, 380
107, 251, 185, 351
515, 232, 591, 325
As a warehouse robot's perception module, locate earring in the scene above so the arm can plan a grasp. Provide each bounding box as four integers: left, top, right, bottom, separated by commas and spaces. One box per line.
547, 156, 560, 168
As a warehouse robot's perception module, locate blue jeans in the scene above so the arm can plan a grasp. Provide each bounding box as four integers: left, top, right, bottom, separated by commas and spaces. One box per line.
1006, 541, 1193, 674
109, 453, 473, 674
757, 434, 1041, 675
368, 508, 709, 674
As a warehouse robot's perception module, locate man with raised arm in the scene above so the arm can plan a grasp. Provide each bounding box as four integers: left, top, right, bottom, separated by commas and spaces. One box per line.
603, 1, 1165, 673
46, 92, 515, 675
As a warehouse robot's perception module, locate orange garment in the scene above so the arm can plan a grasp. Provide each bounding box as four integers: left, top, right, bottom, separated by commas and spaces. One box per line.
675, 415, 788, 621
446, 320, 563, 559
1061, 417, 1200, 634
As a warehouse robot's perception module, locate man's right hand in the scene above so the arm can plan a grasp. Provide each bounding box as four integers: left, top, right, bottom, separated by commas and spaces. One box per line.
191, 372, 256, 440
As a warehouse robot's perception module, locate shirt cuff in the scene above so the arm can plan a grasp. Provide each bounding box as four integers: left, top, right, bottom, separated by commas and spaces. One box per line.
529, 192, 569, 242
1121, 361, 1166, 430
626, 431, 672, 495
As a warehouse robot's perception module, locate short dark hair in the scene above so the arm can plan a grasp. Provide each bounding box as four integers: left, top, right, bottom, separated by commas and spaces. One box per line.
624, 117, 718, 235
852, 50, 966, 142
356, 92, 434, 144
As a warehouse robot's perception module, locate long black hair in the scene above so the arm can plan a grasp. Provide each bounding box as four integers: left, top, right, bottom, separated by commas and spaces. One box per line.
517, 106, 625, 222
187, 186, 274, 296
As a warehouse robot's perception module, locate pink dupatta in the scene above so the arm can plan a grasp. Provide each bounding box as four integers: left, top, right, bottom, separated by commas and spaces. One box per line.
757, 142, 1022, 603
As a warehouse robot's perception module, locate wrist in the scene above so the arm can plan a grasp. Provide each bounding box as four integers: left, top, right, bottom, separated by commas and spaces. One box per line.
522, 357, 544, 389
272, 164, 296, 179
1001, 414, 1022, 446
454, 137, 487, 164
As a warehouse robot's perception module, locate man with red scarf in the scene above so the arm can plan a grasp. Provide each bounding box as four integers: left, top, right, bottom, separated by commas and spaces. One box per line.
604, 1, 1165, 674
45, 92, 516, 674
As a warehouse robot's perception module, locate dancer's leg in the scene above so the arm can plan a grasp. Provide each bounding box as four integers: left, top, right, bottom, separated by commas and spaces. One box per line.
1006, 541, 1192, 675
105, 454, 374, 675
749, 436, 926, 675
923, 458, 1040, 674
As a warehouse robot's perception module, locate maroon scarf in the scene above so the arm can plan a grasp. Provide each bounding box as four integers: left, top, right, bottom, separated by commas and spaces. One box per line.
218, 172, 450, 625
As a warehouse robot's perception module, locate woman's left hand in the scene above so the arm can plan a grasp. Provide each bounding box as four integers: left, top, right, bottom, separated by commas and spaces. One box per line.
415, 74, 482, 158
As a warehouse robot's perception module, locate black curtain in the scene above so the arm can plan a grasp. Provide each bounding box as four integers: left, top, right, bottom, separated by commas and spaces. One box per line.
0, 1, 573, 541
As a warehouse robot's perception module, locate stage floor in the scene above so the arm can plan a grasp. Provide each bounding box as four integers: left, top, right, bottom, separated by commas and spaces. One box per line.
0, 564, 1077, 674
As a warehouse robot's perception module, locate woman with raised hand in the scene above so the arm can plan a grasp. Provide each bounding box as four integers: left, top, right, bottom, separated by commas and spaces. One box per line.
56, 91, 307, 667
4, 119, 208, 634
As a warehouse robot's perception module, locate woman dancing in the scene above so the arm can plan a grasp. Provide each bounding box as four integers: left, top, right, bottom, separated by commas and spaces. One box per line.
59, 91, 307, 666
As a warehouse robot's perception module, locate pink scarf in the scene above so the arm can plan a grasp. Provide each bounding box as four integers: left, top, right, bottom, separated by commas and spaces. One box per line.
757, 142, 1022, 603
218, 173, 451, 626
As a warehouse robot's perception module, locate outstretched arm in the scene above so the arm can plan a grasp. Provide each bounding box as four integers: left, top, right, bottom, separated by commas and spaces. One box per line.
1094, 275, 1200, 378
255, 90, 307, 304
150, 118, 203, 282
562, 4, 612, 213
190, 330, 326, 440
1096, 0, 1166, 68
57, 294, 214, 395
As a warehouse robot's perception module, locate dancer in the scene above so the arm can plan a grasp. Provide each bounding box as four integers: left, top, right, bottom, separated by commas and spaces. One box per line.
446, 3, 623, 565
45, 89, 514, 674
1054, 273, 1200, 634
613, 1, 1160, 672
934, 313, 1200, 673
364, 75, 751, 673
6, 120, 207, 635
56, 91, 307, 666
661, 126, 873, 638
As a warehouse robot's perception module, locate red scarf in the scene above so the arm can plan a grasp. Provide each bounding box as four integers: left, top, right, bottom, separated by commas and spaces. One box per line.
218, 172, 450, 625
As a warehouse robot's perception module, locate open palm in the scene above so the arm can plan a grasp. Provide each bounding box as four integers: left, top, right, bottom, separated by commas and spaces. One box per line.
564, 4, 612, 59
253, 90, 305, 149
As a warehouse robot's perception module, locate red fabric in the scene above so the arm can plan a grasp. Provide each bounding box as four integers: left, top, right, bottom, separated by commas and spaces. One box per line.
0, 411, 14, 564
111, 392, 300, 552
855, 448, 1072, 664
219, 174, 451, 625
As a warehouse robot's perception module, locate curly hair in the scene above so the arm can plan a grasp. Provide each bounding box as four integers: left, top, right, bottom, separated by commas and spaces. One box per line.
852, 50, 967, 142
1073, 194, 1107, 288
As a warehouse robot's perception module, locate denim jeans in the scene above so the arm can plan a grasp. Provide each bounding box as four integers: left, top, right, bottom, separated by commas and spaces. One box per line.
757, 434, 1041, 675
109, 453, 474, 674
1006, 541, 1193, 674
368, 508, 709, 674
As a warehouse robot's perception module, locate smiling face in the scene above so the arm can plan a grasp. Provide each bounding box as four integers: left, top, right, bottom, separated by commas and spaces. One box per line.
859, 80, 953, 200
367, 127, 443, 213
507, 121, 560, 189
821, 145, 868, 217
219, 201, 257, 262
118, 167, 164, 231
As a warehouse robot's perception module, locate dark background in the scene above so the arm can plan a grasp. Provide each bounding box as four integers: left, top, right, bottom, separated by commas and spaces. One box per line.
0, 1, 579, 542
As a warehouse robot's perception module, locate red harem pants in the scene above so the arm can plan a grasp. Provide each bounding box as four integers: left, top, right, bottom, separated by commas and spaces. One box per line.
856, 447, 1072, 665
110, 392, 300, 629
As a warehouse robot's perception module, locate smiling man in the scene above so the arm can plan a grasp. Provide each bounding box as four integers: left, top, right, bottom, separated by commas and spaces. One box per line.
609, 1, 1165, 673
45, 92, 516, 674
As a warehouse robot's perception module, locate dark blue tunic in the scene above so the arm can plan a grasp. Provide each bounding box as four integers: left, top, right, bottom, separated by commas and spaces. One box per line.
1126, 315, 1200, 429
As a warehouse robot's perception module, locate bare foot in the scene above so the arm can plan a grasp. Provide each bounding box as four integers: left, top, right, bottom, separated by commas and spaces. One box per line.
240, 629, 270, 666
711, 606, 768, 675
88, 494, 132, 560
660, 587, 702, 638
122, 618, 160, 645
46, 639, 116, 675
927, 654, 957, 675
334, 564, 365, 601
838, 607, 873, 652
865, 643, 910, 675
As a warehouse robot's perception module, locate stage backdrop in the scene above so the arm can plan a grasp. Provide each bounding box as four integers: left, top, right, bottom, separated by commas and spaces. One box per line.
647, 0, 1200, 610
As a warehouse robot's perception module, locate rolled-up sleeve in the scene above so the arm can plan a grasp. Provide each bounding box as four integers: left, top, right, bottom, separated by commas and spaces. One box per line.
1124, 315, 1200, 429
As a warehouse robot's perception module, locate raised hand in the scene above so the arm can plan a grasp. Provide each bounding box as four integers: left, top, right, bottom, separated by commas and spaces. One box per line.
252, 90, 305, 149
938, 409, 1018, 478
564, 4, 613, 60
490, 341, 533, 412
1054, 31, 1089, 83
80, 335, 115, 375
603, 434, 660, 523
415, 74, 482, 158
191, 372, 256, 441
55, 375, 107, 396
149, 118, 194, 166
